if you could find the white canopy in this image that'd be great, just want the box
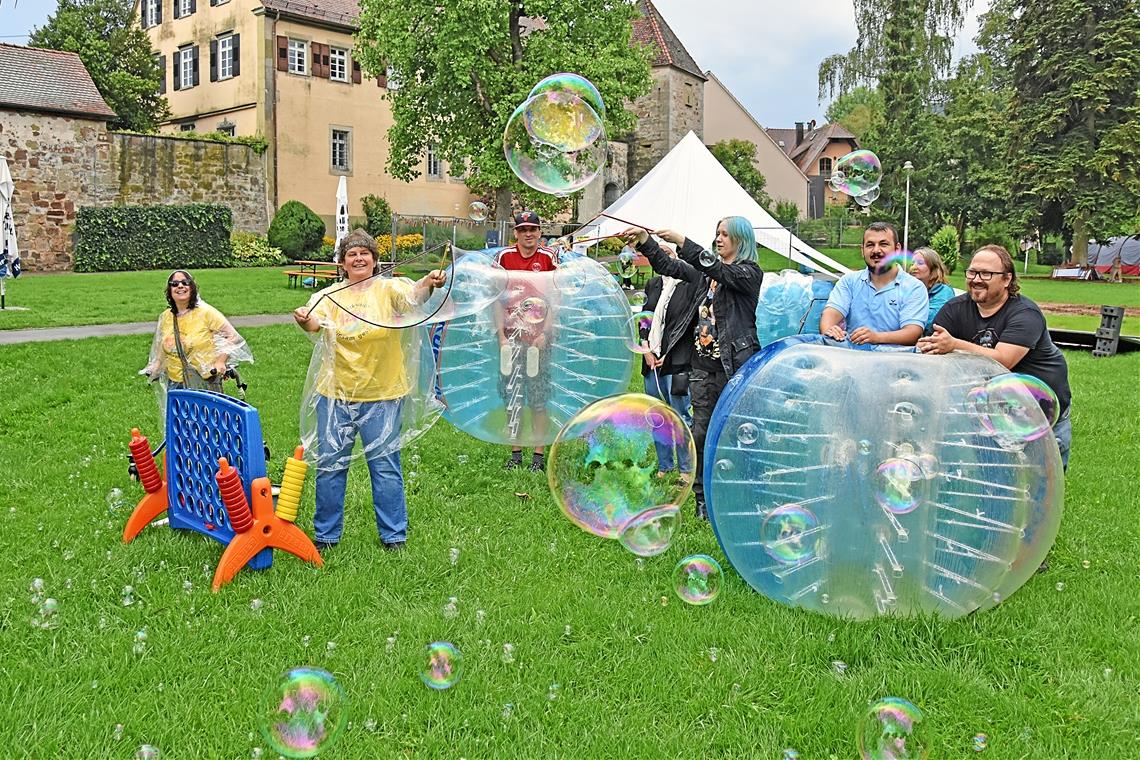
[579,132,849,278]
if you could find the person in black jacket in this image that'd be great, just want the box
[638,244,700,476]
[623,217,763,519]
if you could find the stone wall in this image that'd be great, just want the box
[627,67,704,185]
[1,108,268,273]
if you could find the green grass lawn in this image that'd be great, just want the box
[2,325,1138,757]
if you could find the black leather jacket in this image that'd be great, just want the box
[640,273,700,376]
[637,236,763,376]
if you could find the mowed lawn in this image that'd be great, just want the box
[2,253,1137,335]
[1,323,1138,758]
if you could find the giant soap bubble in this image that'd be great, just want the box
[504,94,607,196]
[548,393,695,538]
[437,256,635,447]
[755,269,814,347]
[529,72,606,121]
[706,337,1063,619]
[832,150,883,196]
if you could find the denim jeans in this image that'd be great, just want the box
[643,371,693,473]
[313,396,407,544]
[1053,407,1072,471]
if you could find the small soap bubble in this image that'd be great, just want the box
[363,717,377,732]
[122,585,135,606]
[707,647,718,663]
[832,660,848,675]
[659,595,669,606]
[635,558,646,571]
[251,749,263,759]
[858,439,873,455]
[135,745,159,760]
[106,487,125,508]
[821,593,831,604]
[1081,559,1090,569]
[564,624,572,638]
[409,453,421,466]
[113,723,124,741]
[92,680,99,689]
[784,750,801,760]
[442,596,459,619]
[618,505,680,557]
[421,642,463,690]
[457,454,469,464]
[259,667,348,759]
[250,598,264,612]
[467,201,489,222]
[1055,581,1065,591]
[547,682,560,701]
[501,703,514,720]
[132,629,148,655]
[326,641,337,652]
[857,697,928,760]
[385,635,397,653]
[475,609,486,625]
[449,547,460,566]
[737,422,759,445]
[501,642,515,664]
[973,733,988,752]
[29,577,45,602]
[698,249,718,267]
[1104,668,1114,678]
[672,555,723,605]
[183,580,193,594]
[302,635,311,648]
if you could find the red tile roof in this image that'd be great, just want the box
[258,0,360,28]
[630,0,705,80]
[0,43,116,120]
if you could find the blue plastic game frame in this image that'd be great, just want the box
[165,389,272,570]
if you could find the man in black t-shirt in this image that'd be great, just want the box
[918,245,1072,469]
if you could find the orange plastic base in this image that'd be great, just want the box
[212,476,323,591]
[122,454,169,543]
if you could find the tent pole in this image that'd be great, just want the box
[1,277,5,310]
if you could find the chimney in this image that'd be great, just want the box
[795,122,804,145]
[808,119,816,131]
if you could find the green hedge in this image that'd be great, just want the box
[75,204,233,272]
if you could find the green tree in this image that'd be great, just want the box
[709,139,771,209]
[824,86,884,140]
[30,0,170,132]
[361,194,393,238]
[1005,0,1140,264]
[355,0,652,221]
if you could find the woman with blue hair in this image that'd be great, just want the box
[622,216,763,519]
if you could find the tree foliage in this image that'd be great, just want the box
[824,86,884,140]
[354,0,653,220]
[30,0,170,132]
[1005,0,1140,264]
[709,139,771,209]
[268,201,326,261]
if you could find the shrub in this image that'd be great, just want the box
[929,225,960,275]
[773,200,800,228]
[361,194,393,238]
[971,220,1017,259]
[74,203,232,272]
[229,232,285,267]
[268,201,326,261]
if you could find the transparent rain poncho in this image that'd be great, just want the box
[140,300,254,423]
[298,274,452,472]
[437,256,636,447]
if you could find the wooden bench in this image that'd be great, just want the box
[283,269,340,288]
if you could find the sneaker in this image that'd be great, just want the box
[382,540,406,551]
[695,500,708,521]
[315,541,337,555]
[504,455,523,471]
[529,456,546,473]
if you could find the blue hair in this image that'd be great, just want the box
[717,216,758,263]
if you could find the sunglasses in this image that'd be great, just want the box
[168,279,192,287]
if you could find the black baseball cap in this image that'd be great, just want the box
[513,211,540,228]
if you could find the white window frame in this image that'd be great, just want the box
[178,0,192,18]
[217,123,236,137]
[386,65,400,90]
[144,0,160,27]
[329,47,348,82]
[218,34,234,80]
[179,123,196,133]
[179,47,195,90]
[331,128,351,172]
[288,39,308,76]
[425,143,441,179]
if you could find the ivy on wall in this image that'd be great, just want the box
[75,204,233,272]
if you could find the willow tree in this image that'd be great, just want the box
[355,1,652,220]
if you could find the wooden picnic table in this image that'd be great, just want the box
[284,259,342,288]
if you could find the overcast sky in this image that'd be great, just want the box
[1,0,987,128]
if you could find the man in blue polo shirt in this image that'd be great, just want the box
[820,221,928,346]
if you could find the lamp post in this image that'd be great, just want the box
[902,161,914,251]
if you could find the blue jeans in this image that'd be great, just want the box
[314,396,408,544]
[643,371,693,473]
[1053,407,1072,471]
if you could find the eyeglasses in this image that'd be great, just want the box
[964,269,1008,282]
[168,280,191,287]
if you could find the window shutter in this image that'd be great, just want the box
[352,59,362,85]
[322,45,331,78]
[192,45,200,87]
[158,56,167,94]
[276,35,288,72]
[311,45,320,77]
[189,0,196,13]
[377,72,386,88]
[172,51,180,90]
[156,1,162,24]
[209,39,218,82]
[231,34,240,77]
[174,1,181,19]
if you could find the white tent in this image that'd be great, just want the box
[0,155,20,309]
[578,132,850,278]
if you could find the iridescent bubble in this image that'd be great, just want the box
[972,374,1060,442]
[761,505,820,563]
[259,667,348,759]
[626,310,654,354]
[834,150,883,196]
[549,393,695,538]
[857,697,929,759]
[503,94,607,196]
[529,72,606,121]
[853,186,881,207]
[421,642,463,690]
[136,745,160,760]
[875,458,924,514]
[699,249,717,267]
[629,291,647,308]
[973,733,988,752]
[737,422,759,445]
[518,296,549,324]
[107,487,125,509]
[618,505,681,557]
[672,554,722,605]
[524,88,604,152]
[468,201,489,222]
